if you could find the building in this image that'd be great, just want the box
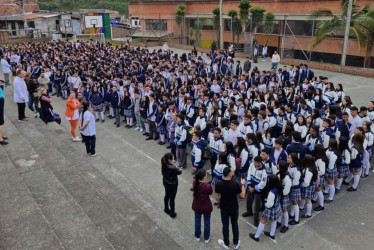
[128,0,374,68]
[0,0,39,16]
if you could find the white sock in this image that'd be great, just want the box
[129,118,133,126]
[255,222,265,238]
[100,111,105,120]
[109,107,114,116]
[63,90,68,98]
[277,214,282,223]
[145,123,150,133]
[160,134,165,142]
[352,175,360,189]
[306,203,312,216]
[328,184,335,201]
[312,192,317,202]
[317,191,324,207]
[283,212,289,227]
[95,112,99,119]
[300,199,306,209]
[290,204,295,216]
[270,221,277,237]
[345,173,353,183]
[293,205,299,222]
[324,185,329,194]
[336,178,343,189]
[126,117,130,124]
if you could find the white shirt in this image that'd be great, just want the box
[1,58,11,74]
[81,111,96,136]
[13,76,29,103]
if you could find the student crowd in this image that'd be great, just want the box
[1,40,373,249]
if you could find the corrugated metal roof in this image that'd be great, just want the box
[0,13,61,21]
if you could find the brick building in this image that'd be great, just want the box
[128,0,374,68]
[0,0,39,16]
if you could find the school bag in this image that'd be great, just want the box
[203,145,213,160]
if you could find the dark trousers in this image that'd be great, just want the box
[28,94,39,112]
[114,108,120,125]
[195,212,211,240]
[170,142,176,159]
[17,102,26,120]
[163,183,178,213]
[84,135,96,154]
[148,120,156,138]
[246,191,262,222]
[210,154,218,179]
[220,208,239,246]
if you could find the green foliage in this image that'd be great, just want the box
[176,4,186,26]
[39,0,129,15]
[178,4,186,11]
[212,8,220,16]
[239,0,251,25]
[264,12,275,35]
[227,10,238,18]
[250,6,266,26]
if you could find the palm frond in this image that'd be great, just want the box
[312,31,336,48]
[315,17,344,36]
[350,26,364,52]
[310,8,334,19]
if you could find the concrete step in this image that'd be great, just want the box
[4,103,198,249]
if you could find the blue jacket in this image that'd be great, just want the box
[110,91,121,108]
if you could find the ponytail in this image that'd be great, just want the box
[81,102,89,126]
[161,153,173,174]
[193,169,207,197]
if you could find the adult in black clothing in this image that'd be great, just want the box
[39,88,61,125]
[27,76,40,114]
[161,152,182,218]
[215,166,246,249]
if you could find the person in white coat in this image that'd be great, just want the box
[13,70,29,121]
[1,55,12,85]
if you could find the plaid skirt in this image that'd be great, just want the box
[124,109,133,117]
[337,164,350,177]
[157,125,166,134]
[281,195,290,209]
[262,204,282,222]
[326,167,338,180]
[92,103,105,112]
[317,175,326,188]
[350,165,362,173]
[290,188,301,202]
[302,183,316,200]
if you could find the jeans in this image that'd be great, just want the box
[246,191,262,222]
[220,208,239,246]
[3,73,10,85]
[17,102,26,120]
[135,111,142,128]
[163,183,178,213]
[114,108,120,125]
[84,134,96,154]
[195,212,211,240]
[28,94,39,112]
[271,62,278,70]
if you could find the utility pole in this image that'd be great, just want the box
[341,0,353,67]
[219,0,223,50]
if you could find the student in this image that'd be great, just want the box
[146,93,158,140]
[300,155,318,218]
[249,174,283,241]
[110,86,121,128]
[123,91,134,128]
[175,114,188,169]
[213,152,229,187]
[344,134,364,191]
[243,156,267,227]
[79,102,96,156]
[215,167,246,249]
[209,128,225,181]
[224,141,236,172]
[276,160,292,233]
[228,120,242,146]
[89,86,105,123]
[236,137,249,180]
[294,115,308,141]
[166,112,178,157]
[194,107,208,137]
[155,105,166,145]
[192,169,213,243]
[362,121,373,177]
[288,153,302,225]
[335,137,351,193]
[321,118,335,149]
[313,144,328,211]
[161,153,182,218]
[270,138,288,164]
[261,148,277,176]
[133,92,142,130]
[238,114,254,137]
[324,139,340,202]
[191,131,207,173]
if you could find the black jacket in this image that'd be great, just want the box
[162,163,182,185]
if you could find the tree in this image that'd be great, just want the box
[189,20,202,47]
[228,10,242,46]
[238,0,251,53]
[212,8,221,47]
[175,4,186,43]
[264,12,275,44]
[311,0,373,67]
[249,6,266,51]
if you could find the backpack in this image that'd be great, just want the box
[203,145,213,160]
[185,125,193,143]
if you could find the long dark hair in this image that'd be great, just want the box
[276,160,288,183]
[225,141,235,156]
[338,136,351,154]
[303,154,318,182]
[81,102,90,126]
[218,152,228,165]
[314,144,328,165]
[352,134,365,153]
[236,137,247,157]
[161,152,173,174]
[263,174,282,198]
[328,139,341,162]
[193,169,207,197]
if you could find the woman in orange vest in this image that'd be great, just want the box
[65,92,82,141]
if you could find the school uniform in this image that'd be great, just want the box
[280,174,292,210]
[147,100,158,138]
[110,91,121,126]
[270,147,288,165]
[262,188,282,222]
[209,136,225,173]
[184,103,196,126]
[321,127,335,149]
[175,123,188,169]
[350,146,363,172]
[263,158,277,176]
[212,162,226,185]
[238,149,250,179]
[238,121,254,137]
[325,150,338,180]
[191,139,207,169]
[301,168,316,200]
[289,165,302,202]
[155,111,166,134]
[338,149,351,177]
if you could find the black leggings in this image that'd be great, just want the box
[163,183,178,213]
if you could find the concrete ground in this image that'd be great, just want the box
[0,48,374,250]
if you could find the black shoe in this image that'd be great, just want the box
[264,231,275,240]
[166,145,171,149]
[113,122,117,125]
[280,226,289,233]
[142,132,148,135]
[96,118,99,122]
[242,212,253,217]
[323,192,329,196]
[311,199,317,204]
[277,222,282,229]
[289,214,295,219]
[146,137,153,140]
[158,141,162,145]
[154,136,159,141]
[363,174,369,178]
[108,116,114,119]
[2,136,8,140]
[0,140,8,145]
[101,120,105,123]
[190,187,194,191]
[289,220,299,225]
[342,180,350,185]
[159,141,165,145]
[314,205,325,211]
[164,209,170,215]
[123,120,127,123]
[249,233,259,242]
[301,214,312,219]
[299,207,305,211]
[347,187,357,192]
[116,124,120,128]
[335,188,340,194]
[214,202,219,206]
[325,199,333,203]
[254,219,259,227]
[169,212,177,218]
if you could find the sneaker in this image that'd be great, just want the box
[73,137,82,142]
[139,128,143,132]
[91,153,97,157]
[217,239,229,249]
[234,240,241,249]
[249,233,259,242]
[134,127,139,130]
[195,238,200,242]
[204,238,210,243]
[169,212,177,218]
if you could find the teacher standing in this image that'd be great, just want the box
[79,102,96,156]
[13,70,29,122]
[65,92,82,141]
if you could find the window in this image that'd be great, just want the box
[145,19,167,31]
[28,21,35,28]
